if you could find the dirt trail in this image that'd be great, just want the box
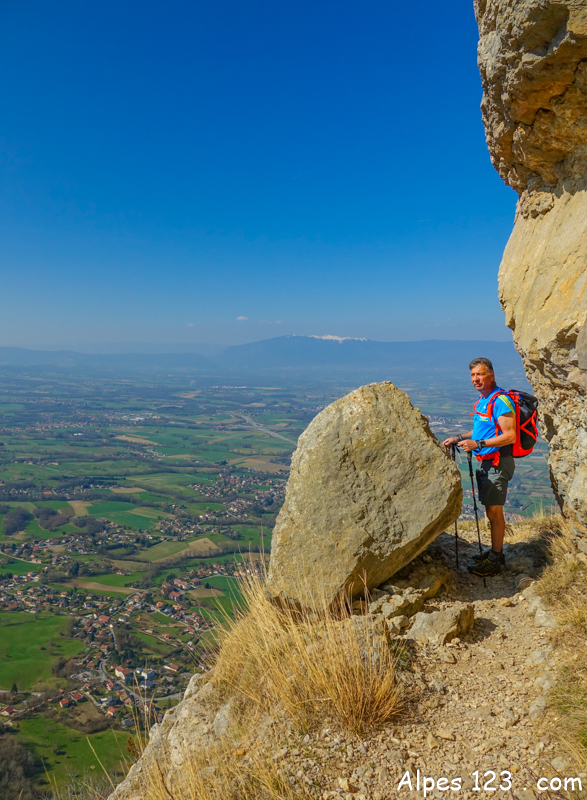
[269,530,574,800]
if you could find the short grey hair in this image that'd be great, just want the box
[469,357,494,372]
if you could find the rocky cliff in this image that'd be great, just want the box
[475,0,587,533]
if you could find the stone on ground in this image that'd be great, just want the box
[408,603,475,645]
[267,382,462,608]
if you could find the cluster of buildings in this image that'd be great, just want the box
[151,597,213,633]
[0,580,65,612]
[151,472,285,536]
[189,472,285,504]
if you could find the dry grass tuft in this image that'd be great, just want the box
[50,735,313,800]
[57,570,403,800]
[537,522,587,630]
[138,734,314,800]
[505,510,566,544]
[211,572,403,735]
[47,776,115,800]
[536,518,587,769]
[456,509,564,547]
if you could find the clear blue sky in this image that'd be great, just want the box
[0,0,517,348]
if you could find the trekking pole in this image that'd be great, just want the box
[450,443,459,570]
[467,451,487,588]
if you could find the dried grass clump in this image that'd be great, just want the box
[454,510,562,549]
[536,518,587,770]
[138,734,314,800]
[49,736,313,800]
[212,572,403,735]
[538,521,587,631]
[505,510,566,544]
[46,773,122,800]
[52,570,403,800]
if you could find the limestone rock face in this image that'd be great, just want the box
[476,0,587,532]
[108,676,219,800]
[267,382,462,608]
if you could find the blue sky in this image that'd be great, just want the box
[0,0,517,348]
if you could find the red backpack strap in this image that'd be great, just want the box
[488,391,518,463]
[486,390,514,424]
[472,389,500,418]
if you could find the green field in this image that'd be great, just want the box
[14,716,130,788]
[205,575,241,595]
[132,629,174,654]
[82,500,168,530]
[0,614,83,690]
[111,559,149,572]
[86,501,139,515]
[71,584,132,598]
[0,559,43,576]
[24,518,76,538]
[88,571,146,587]
[135,540,189,561]
[189,501,225,512]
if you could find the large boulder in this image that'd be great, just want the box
[475,0,587,534]
[267,382,462,609]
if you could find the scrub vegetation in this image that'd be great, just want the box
[536,521,587,770]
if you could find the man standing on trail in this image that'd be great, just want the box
[443,357,517,577]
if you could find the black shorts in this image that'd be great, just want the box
[476,455,515,507]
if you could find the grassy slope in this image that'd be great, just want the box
[536,522,587,768]
[0,614,83,690]
[88,571,146,587]
[135,540,189,561]
[15,716,130,787]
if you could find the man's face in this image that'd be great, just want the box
[470,365,495,394]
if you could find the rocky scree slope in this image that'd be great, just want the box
[107,527,575,800]
[475,0,587,533]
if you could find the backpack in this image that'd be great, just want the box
[482,389,539,458]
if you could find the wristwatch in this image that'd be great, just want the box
[477,439,486,450]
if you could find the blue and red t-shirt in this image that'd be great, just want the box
[472,388,515,456]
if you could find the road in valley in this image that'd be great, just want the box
[235,413,298,445]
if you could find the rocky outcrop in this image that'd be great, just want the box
[475,0,587,532]
[107,675,216,800]
[107,517,577,800]
[267,382,462,609]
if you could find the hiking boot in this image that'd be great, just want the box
[468,552,502,577]
[471,548,505,565]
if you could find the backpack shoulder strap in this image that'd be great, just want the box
[487,390,515,420]
[473,388,499,415]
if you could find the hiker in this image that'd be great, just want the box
[443,357,517,577]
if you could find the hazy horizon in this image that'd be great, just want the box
[2,333,518,355]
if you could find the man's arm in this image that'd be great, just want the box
[459,413,516,453]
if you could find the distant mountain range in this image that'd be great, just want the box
[217,336,522,373]
[0,336,524,380]
[0,347,212,369]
